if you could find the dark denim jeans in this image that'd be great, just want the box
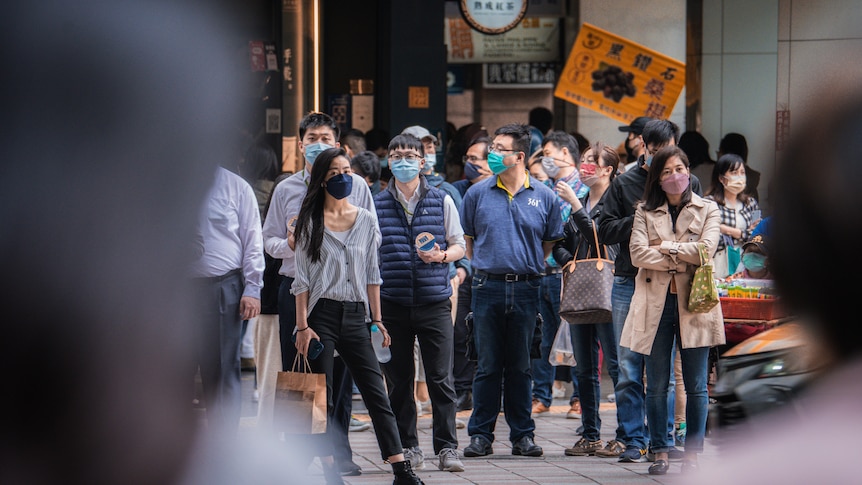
[570,320,620,442]
[644,293,710,454]
[531,273,578,407]
[467,273,541,444]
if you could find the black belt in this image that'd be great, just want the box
[476,270,542,282]
[317,298,365,312]
[194,268,241,283]
[543,267,563,275]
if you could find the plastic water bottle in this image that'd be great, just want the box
[370,324,391,363]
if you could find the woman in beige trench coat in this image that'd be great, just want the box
[620,146,724,475]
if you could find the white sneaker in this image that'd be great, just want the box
[438,448,464,472]
[349,416,370,432]
[416,400,432,416]
[552,385,566,399]
[403,446,425,470]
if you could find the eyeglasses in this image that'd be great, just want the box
[489,145,518,155]
[388,152,423,162]
[462,155,485,164]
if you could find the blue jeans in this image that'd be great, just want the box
[644,293,710,454]
[611,276,646,449]
[611,276,676,450]
[570,320,620,442]
[531,273,577,407]
[468,273,541,444]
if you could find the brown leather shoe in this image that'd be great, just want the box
[566,399,581,419]
[531,399,550,415]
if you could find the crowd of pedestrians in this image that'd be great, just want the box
[11,3,858,483]
[194,109,776,483]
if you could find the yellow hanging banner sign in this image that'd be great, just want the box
[554,23,685,124]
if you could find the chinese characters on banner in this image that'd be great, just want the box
[554,23,685,124]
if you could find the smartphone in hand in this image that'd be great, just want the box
[291,331,324,360]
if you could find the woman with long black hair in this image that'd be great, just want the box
[292,147,423,485]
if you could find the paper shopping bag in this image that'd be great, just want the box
[274,355,327,435]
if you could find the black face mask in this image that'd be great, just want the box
[325,173,353,199]
[625,138,636,163]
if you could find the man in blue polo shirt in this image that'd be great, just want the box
[459,123,564,458]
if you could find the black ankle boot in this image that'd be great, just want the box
[391,459,424,485]
[323,463,345,485]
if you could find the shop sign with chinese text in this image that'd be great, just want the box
[554,23,685,124]
[446,17,559,64]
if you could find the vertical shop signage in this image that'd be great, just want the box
[265,43,278,71]
[555,23,685,124]
[775,109,790,151]
[249,41,266,72]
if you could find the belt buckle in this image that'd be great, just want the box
[505,274,518,282]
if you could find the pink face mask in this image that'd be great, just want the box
[580,163,598,176]
[660,172,690,194]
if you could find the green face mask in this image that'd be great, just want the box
[742,252,767,272]
[487,151,509,175]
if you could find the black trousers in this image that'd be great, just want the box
[453,274,476,394]
[279,279,354,462]
[307,298,403,460]
[192,270,244,438]
[382,299,458,454]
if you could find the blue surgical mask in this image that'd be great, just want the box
[325,173,353,199]
[422,153,436,174]
[644,155,653,167]
[304,142,333,166]
[487,151,510,175]
[379,155,388,168]
[742,252,767,273]
[390,158,420,183]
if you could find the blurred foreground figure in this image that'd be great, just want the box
[0,2,297,484]
[702,89,862,483]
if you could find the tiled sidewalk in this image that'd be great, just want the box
[243,395,720,484]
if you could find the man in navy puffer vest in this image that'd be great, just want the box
[374,133,467,473]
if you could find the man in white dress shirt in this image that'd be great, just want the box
[191,166,265,438]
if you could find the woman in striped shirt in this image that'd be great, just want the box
[292,147,423,485]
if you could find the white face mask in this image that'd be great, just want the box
[541,156,562,179]
[724,174,746,194]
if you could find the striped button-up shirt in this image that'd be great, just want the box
[291,208,382,318]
